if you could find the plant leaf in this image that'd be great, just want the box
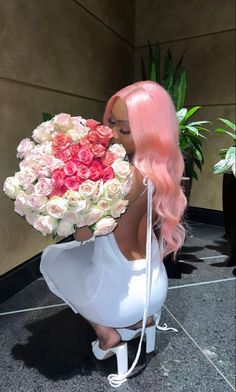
[213,159,232,174]
[182,106,201,123]
[42,112,53,121]
[215,128,236,140]
[225,146,236,160]
[218,118,236,131]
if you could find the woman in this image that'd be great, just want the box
[40,81,187,386]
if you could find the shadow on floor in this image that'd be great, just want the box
[11,308,154,380]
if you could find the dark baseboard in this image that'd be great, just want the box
[186,206,224,226]
[0,235,73,306]
[0,207,224,306]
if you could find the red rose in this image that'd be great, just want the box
[89,160,104,181]
[87,131,100,145]
[64,161,77,176]
[77,164,91,180]
[64,176,81,191]
[71,157,81,166]
[49,186,67,198]
[77,146,94,166]
[91,144,106,158]
[52,133,71,150]
[51,169,66,188]
[69,144,80,156]
[102,166,115,182]
[54,147,71,162]
[96,125,113,140]
[86,119,100,132]
[101,151,115,166]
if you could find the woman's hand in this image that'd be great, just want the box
[74,226,94,242]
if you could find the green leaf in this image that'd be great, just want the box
[185,126,199,136]
[188,120,211,126]
[215,128,236,140]
[232,161,236,177]
[176,70,187,111]
[177,108,187,124]
[182,106,201,123]
[218,118,236,131]
[42,112,53,122]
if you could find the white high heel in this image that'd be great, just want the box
[116,324,156,354]
[91,340,128,375]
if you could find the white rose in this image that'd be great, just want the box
[33,214,58,235]
[32,121,53,143]
[46,197,69,219]
[86,207,104,226]
[91,180,104,201]
[25,211,37,226]
[15,170,38,189]
[16,138,35,159]
[56,220,75,237]
[71,117,89,137]
[112,160,130,179]
[53,113,72,131]
[121,175,133,196]
[34,178,52,196]
[79,180,97,198]
[97,198,112,213]
[109,143,126,159]
[93,217,117,236]
[104,179,121,198]
[3,176,21,199]
[111,199,129,218]
[14,191,29,216]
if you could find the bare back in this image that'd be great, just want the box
[113,165,156,261]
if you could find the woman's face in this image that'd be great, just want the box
[108,98,135,155]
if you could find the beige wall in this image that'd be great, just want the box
[0,0,134,275]
[134,0,235,211]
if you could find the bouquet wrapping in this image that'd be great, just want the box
[3,113,132,237]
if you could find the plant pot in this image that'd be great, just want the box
[222,173,236,266]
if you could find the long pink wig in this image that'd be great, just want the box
[103,81,187,259]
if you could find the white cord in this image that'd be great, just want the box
[107,178,154,388]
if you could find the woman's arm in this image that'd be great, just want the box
[74,226,93,242]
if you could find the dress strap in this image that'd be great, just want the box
[108,178,154,387]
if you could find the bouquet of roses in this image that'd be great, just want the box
[3,113,132,237]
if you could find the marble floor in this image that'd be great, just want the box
[0,222,235,392]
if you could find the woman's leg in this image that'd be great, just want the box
[88,316,154,350]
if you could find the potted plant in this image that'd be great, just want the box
[213,118,236,266]
[141,41,211,203]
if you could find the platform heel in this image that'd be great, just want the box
[91,340,128,375]
[144,324,156,353]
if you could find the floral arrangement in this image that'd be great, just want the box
[3,113,132,237]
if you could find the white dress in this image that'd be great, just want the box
[40,230,168,328]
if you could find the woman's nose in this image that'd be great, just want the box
[112,128,119,139]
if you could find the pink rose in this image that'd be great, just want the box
[51,169,66,188]
[87,131,100,145]
[77,147,94,166]
[96,125,113,139]
[49,186,66,198]
[89,160,104,181]
[54,148,71,162]
[69,144,80,157]
[64,161,77,176]
[26,195,47,211]
[34,178,53,196]
[102,166,114,182]
[64,176,81,191]
[86,119,100,132]
[91,144,106,158]
[101,151,115,167]
[52,133,71,150]
[79,138,92,149]
[77,164,91,181]
[93,217,117,236]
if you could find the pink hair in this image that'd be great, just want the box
[103,81,187,259]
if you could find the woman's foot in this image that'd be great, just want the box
[89,322,121,350]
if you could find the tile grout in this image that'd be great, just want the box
[163,305,236,391]
[0,303,67,316]
[169,277,236,289]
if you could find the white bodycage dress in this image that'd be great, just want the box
[40,182,168,328]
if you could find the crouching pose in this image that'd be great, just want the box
[40,81,187,387]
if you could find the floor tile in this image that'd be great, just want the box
[0,306,234,392]
[165,280,235,387]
